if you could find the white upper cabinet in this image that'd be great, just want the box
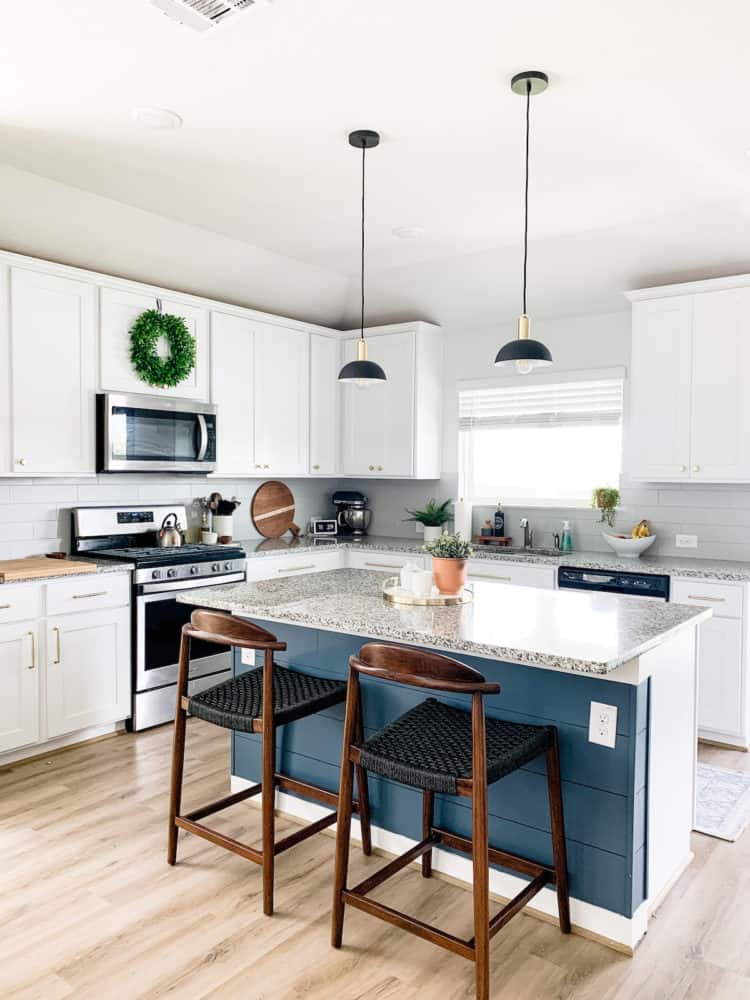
[341,323,442,479]
[627,278,750,483]
[210,311,255,475]
[309,334,340,475]
[100,286,209,401]
[9,267,97,475]
[253,321,310,477]
[628,296,693,481]
[690,288,750,481]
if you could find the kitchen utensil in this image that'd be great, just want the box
[381,576,473,607]
[601,532,656,559]
[158,512,184,548]
[251,481,300,539]
[0,556,98,582]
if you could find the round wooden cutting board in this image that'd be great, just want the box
[251,480,299,539]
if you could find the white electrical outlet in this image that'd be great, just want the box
[676,534,698,549]
[240,648,256,667]
[588,701,617,749]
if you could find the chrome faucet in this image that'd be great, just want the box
[520,517,533,549]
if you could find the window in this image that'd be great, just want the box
[458,370,624,506]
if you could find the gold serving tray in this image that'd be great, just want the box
[381,576,474,607]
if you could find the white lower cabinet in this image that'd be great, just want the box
[466,560,556,590]
[0,623,39,753]
[244,549,345,582]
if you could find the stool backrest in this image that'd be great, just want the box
[350,642,500,695]
[185,609,286,652]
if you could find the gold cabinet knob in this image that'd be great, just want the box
[368,465,375,471]
[680,465,687,472]
[312,464,320,470]
[693,465,700,473]
[263,464,270,469]
[377,465,383,471]
[16,458,26,466]
[254,464,261,469]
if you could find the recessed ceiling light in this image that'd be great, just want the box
[392,226,425,239]
[131,107,183,130]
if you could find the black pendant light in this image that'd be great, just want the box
[495,71,553,375]
[338,129,387,385]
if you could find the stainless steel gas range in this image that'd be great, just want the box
[72,505,246,731]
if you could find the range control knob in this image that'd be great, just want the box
[224,562,231,571]
[212,563,220,572]
[167,568,177,578]
[152,570,161,580]
[190,566,198,575]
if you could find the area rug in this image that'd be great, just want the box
[694,763,750,841]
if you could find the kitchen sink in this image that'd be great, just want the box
[496,547,562,557]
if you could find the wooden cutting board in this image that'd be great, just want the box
[0,556,98,582]
[251,481,300,539]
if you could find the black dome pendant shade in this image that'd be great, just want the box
[495,71,553,375]
[338,129,387,385]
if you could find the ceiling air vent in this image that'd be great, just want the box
[151,0,260,32]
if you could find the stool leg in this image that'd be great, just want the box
[546,732,571,934]
[261,650,276,917]
[167,633,190,866]
[472,694,490,1000]
[332,670,359,948]
[422,790,434,878]
[354,691,372,856]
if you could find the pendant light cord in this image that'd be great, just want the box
[360,141,366,340]
[522,79,530,316]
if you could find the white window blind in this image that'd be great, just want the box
[459,378,623,430]
[458,374,624,506]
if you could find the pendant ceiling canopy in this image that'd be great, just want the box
[338,129,387,386]
[494,70,553,375]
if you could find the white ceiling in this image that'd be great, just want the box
[2,0,750,319]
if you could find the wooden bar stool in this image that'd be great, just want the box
[168,609,372,916]
[331,643,570,1000]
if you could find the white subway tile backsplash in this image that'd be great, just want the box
[0,522,34,541]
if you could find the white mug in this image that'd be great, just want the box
[411,569,434,598]
[399,562,419,591]
[201,530,218,544]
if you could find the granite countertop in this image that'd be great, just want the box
[239,535,750,582]
[0,555,135,585]
[177,568,711,676]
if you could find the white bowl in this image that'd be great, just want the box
[601,532,656,558]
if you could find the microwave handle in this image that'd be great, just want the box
[196,414,209,461]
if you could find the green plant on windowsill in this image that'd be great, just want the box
[423,532,474,559]
[403,498,453,527]
[591,487,620,529]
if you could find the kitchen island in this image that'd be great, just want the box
[178,568,711,952]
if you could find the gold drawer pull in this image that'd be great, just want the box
[72,591,108,600]
[280,564,315,573]
[27,631,35,669]
[52,626,61,664]
[687,594,726,603]
[0,603,14,610]
[365,562,405,570]
[471,573,512,582]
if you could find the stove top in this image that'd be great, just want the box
[94,543,245,567]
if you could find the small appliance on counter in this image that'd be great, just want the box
[309,516,338,537]
[332,490,371,536]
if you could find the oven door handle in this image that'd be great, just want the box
[196,413,209,462]
[139,571,245,595]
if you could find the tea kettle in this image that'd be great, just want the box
[158,512,184,548]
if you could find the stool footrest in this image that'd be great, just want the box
[184,783,262,823]
[350,835,439,897]
[175,816,263,864]
[274,810,337,855]
[433,827,555,880]
[486,872,550,941]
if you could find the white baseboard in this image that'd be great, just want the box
[0,721,125,768]
[230,774,648,954]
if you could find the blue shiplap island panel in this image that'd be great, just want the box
[231,621,648,919]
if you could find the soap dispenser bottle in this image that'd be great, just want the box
[493,501,505,537]
[560,520,573,553]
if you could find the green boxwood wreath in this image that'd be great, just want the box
[129,309,196,388]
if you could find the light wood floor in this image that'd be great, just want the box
[2,722,750,1000]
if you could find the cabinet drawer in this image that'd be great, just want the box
[347,551,425,573]
[670,579,743,619]
[0,584,41,625]
[466,560,556,590]
[244,550,344,582]
[45,573,131,616]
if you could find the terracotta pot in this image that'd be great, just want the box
[431,557,467,595]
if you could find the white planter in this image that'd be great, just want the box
[213,514,234,541]
[422,526,444,544]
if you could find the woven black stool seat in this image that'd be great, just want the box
[358,697,555,794]
[189,665,347,733]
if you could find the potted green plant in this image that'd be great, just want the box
[423,532,474,594]
[404,498,453,544]
[591,487,620,529]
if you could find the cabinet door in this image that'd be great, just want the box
[691,288,750,481]
[46,608,131,739]
[0,623,39,753]
[309,334,339,475]
[341,332,415,476]
[253,323,309,476]
[697,616,743,739]
[628,297,692,481]
[100,286,209,400]
[211,311,254,474]
[10,267,96,474]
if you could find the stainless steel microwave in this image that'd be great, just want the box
[97,393,217,473]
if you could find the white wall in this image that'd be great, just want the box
[0,162,349,327]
